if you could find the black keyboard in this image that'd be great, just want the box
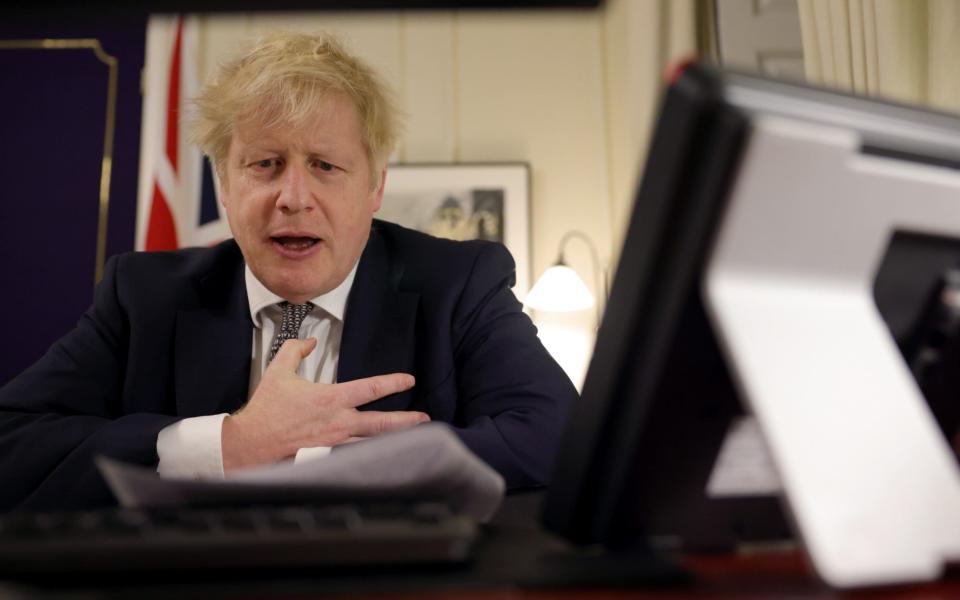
[0,502,478,574]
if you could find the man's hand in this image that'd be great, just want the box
[222,338,427,472]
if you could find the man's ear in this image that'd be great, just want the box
[371,167,386,213]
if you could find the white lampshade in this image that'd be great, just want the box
[524,264,595,312]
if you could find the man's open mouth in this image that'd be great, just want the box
[271,236,320,250]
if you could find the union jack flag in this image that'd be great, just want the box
[136,15,229,251]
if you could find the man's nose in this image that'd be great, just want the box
[275,163,314,213]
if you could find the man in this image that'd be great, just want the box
[0,33,575,510]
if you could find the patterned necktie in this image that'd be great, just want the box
[268,302,315,362]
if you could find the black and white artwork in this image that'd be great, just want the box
[379,164,530,294]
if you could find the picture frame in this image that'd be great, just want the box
[379,163,531,295]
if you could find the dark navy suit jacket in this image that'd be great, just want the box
[0,220,575,510]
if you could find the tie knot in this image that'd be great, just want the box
[279,301,314,331]
[268,302,315,362]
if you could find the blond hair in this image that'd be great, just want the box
[191,32,401,186]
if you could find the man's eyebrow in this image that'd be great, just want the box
[305,145,356,164]
[237,144,283,158]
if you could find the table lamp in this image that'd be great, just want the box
[524,231,605,327]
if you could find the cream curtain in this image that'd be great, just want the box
[798,0,960,112]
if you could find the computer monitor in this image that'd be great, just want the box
[541,62,960,584]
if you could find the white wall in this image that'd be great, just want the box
[192,1,695,387]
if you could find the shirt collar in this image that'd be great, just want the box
[245,262,359,328]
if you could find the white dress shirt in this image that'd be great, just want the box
[156,262,358,478]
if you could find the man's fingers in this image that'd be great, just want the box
[349,410,430,437]
[267,337,317,374]
[335,373,416,407]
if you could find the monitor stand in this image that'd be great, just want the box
[703,115,960,588]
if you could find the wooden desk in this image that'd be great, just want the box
[679,552,960,599]
[328,552,960,600]
[4,492,959,599]
[3,543,958,598]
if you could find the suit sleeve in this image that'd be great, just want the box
[0,255,180,511]
[449,243,577,490]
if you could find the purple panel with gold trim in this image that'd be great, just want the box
[0,21,145,385]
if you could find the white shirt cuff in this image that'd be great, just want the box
[156,414,228,479]
[294,446,332,462]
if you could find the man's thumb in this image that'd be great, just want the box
[268,337,317,373]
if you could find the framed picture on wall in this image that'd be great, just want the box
[379,163,531,295]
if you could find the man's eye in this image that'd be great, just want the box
[251,158,280,170]
[314,160,335,172]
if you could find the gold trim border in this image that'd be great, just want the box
[0,39,118,285]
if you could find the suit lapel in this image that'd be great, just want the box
[339,226,421,412]
[174,244,252,418]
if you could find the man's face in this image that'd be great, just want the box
[220,93,384,303]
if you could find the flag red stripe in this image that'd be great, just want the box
[165,18,183,175]
[146,182,179,251]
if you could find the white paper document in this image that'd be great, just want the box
[706,416,783,498]
[96,423,505,522]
